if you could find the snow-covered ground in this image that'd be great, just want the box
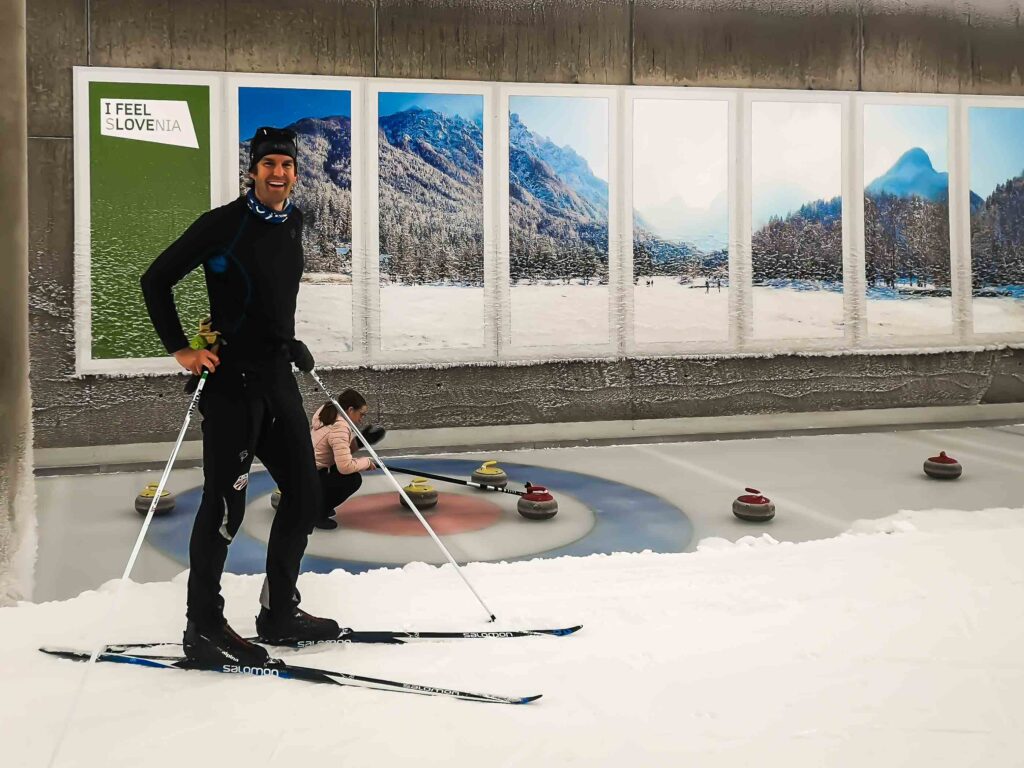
[297,279,1024,353]
[6,507,1023,767]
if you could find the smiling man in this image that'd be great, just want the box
[140,127,342,667]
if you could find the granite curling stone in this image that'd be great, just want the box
[923,451,962,479]
[517,485,558,520]
[402,478,439,511]
[135,482,176,516]
[471,460,508,489]
[732,487,775,522]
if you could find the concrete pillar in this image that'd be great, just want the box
[0,0,36,604]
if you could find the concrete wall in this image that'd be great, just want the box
[26,0,1024,449]
[2,0,35,602]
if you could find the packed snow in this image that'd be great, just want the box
[4,507,1023,767]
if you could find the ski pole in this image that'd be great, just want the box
[386,464,530,497]
[48,368,210,768]
[307,369,497,622]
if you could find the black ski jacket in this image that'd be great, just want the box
[140,196,304,365]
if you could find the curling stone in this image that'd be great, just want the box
[732,487,775,522]
[471,460,508,489]
[924,451,962,479]
[135,482,176,516]
[401,478,438,511]
[517,485,558,520]
[271,488,281,510]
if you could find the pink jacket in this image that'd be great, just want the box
[311,404,375,474]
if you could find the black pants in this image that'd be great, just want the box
[319,465,363,519]
[188,359,320,628]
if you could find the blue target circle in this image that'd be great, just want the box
[147,458,692,574]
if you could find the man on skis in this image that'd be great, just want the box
[141,126,340,666]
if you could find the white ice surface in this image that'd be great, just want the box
[5,507,1023,767]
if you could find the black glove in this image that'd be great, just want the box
[362,424,386,447]
[286,339,315,373]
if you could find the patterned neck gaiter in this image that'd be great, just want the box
[246,188,293,224]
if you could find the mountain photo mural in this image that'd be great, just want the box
[237,86,354,357]
[508,95,611,347]
[862,104,954,336]
[968,106,1024,334]
[750,101,844,340]
[377,92,486,351]
[237,88,352,275]
[631,98,730,345]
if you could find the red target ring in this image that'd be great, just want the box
[333,492,503,536]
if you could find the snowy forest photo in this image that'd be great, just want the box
[862,105,954,337]
[750,101,844,340]
[508,95,611,347]
[378,92,486,351]
[969,106,1024,335]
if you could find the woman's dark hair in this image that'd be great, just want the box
[319,389,366,426]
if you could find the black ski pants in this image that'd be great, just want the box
[187,359,320,628]
[318,465,363,520]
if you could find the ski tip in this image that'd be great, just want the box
[552,625,583,636]
[39,646,84,659]
[517,694,543,704]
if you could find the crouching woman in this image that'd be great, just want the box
[310,389,382,530]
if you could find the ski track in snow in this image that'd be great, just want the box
[5,508,1024,767]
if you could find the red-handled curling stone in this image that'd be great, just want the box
[517,485,559,520]
[732,487,775,522]
[923,451,962,479]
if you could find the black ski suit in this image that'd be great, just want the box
[141,195,320,629]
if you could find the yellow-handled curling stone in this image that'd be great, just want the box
[470,460,508,489]
[401,478,439,511]
[135,482,176,516]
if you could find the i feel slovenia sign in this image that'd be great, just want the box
[76,70,218,373]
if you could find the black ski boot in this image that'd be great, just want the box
[256,606,342,645]
[183,619,270,667]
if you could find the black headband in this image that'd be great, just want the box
[249,126,297,170]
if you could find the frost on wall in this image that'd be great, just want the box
[0,417,36,605]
